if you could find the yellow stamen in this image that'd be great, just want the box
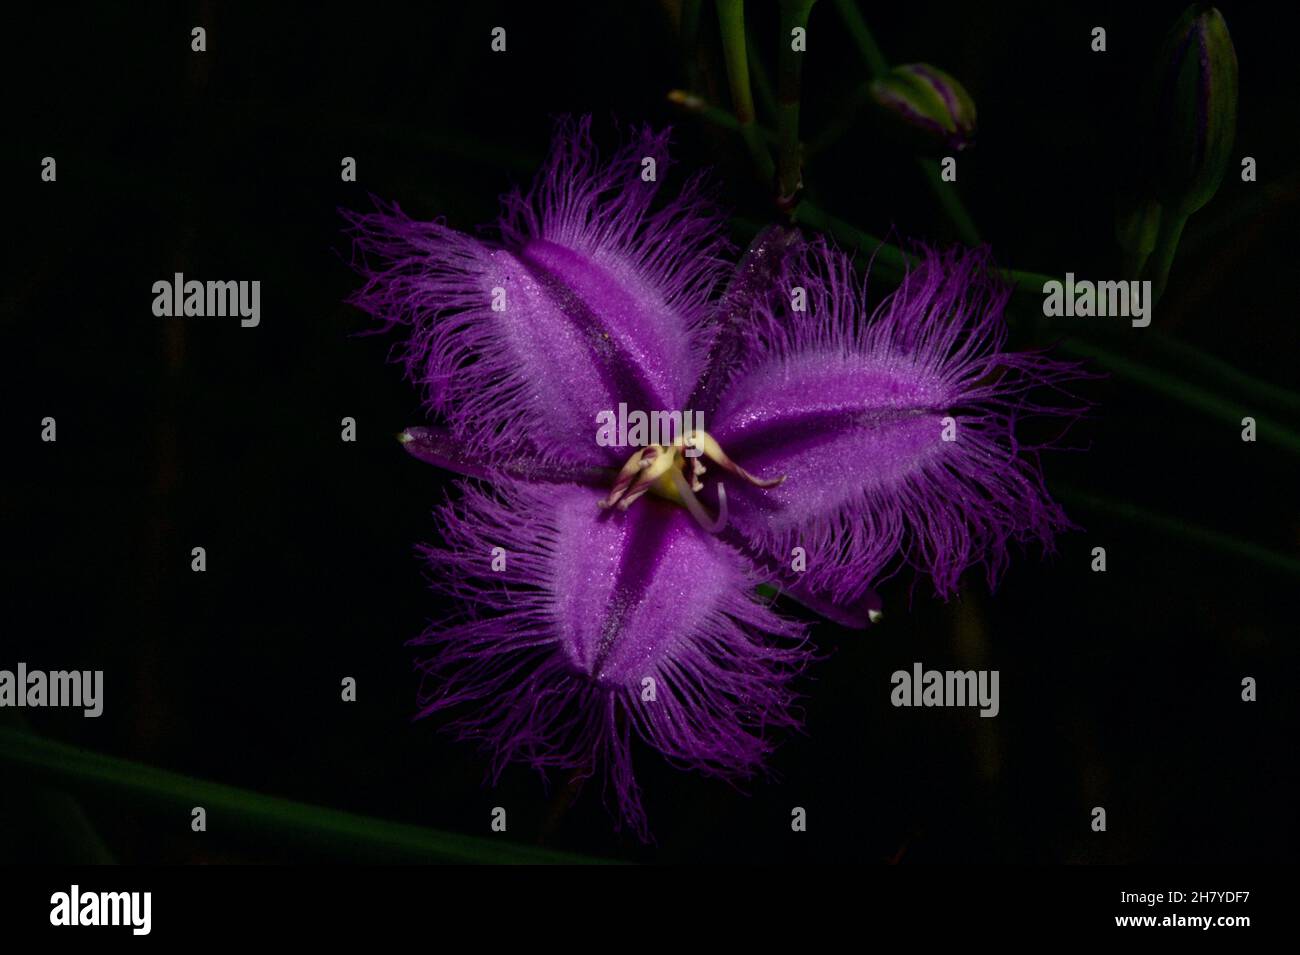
[598,429,784,530]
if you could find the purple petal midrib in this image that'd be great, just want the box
[515,243,676,416]
[587,506,674,680]
[717,404,945,459]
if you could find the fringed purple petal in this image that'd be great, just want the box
[414,480,808,840]
[344,117,732,470]
[710,237,1091,603]
[500,117,734,406]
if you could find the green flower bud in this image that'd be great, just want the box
[869,64,977,152]
[1145,4,1238,216]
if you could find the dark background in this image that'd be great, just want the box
[2,1,1295,863]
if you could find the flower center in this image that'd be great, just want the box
[598,430,785,531]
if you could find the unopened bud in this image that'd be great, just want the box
[870,64,977,153]
[1144,4,1238,216]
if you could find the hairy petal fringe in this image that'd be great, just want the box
[499,115,734,374]
[413,480,808,840]
[343,117,732,472]
[711,236,1093,603]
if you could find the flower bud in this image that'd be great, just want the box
[869,63,977,152]
[1145,4,1238,216]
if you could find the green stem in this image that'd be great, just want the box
[1057,337,1300,455]
[797,201,1055,299]
[1057,486,1300,578]
[715,0,776,185]
[1008,267,1062,298]
[746,19,779,121]
[918,157,982,245]
[830,0,888,78]
[1008,279,1300,418]
[1145,208,1190,303]
[776,0,817,204]
[0,728,615,864]
[1146,332,1300,415]
[791,201,911,276]
[680,0,704,91]
[667,89,778,143]
[0,711,114,863]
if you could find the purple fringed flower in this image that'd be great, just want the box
[344,118,1087,839]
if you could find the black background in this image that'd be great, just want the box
[2,1,1295,864]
